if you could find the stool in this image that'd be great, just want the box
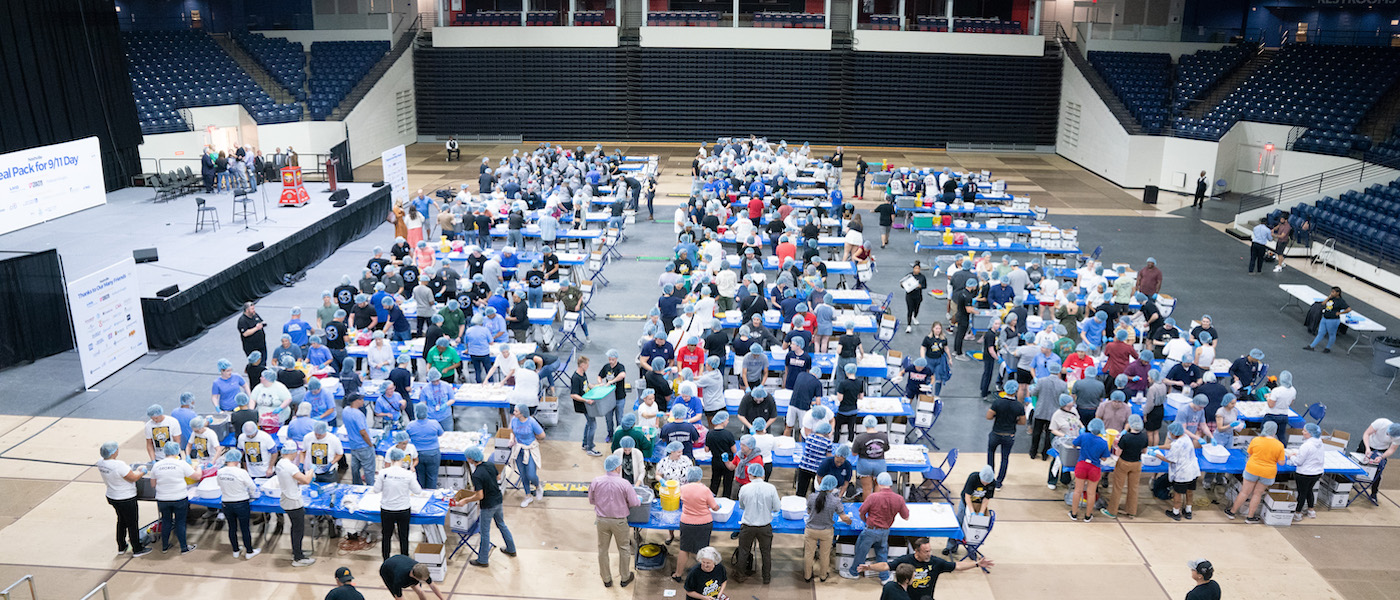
[232,190,257,223]
[195,197,220,232]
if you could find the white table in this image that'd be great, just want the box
[1278,284,1386,353]
[1387,356,1400,393]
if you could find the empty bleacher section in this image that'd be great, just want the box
[1171,44,1252,116]
[233,32,307,102]
[1088,51,1172,133]
[866,15,901,30]
[125,30,302,134]
[1365,125,1400,164]
[1175,45,1400,152]
[951,17,1022,34]
[1292,178,1400,263]
[307,41,390,120]
[872,16,1020,33]
[525,11,561,26]
[572,11,613,26]
[646,11,722,26]
[414,47,1060,147]
[752,12,824,28]
[453,11,524,25]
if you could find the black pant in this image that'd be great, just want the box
[735,524,773,581]
[1295,473,1321,512]
[446,148,460,161]
[381,508,412,559]
[1029,418,1053,459]
[108,496,144,552]
[980,355,996,397]
[224,500,254,553]
[1193,189,1205,207]
[987,432,1015,484]
[796,469,817,497]
[1263,414,1290,445]
[835,413,859,443]
[905,292,922,324]
[287,507,308,560]
[953,320,969,356]
[416,317,430,335]
[854,176,865,197]
[1248,242,1268,273]
[710,466,734,499]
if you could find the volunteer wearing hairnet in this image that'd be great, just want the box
[97,441,152,557]
[589,454,640,588]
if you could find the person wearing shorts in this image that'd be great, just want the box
[1160,421,1202,521]
[675,467,718,584]
[1224,420,1285,524]
[1069,419,1109,522]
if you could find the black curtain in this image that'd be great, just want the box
[0,0,143,191]
[141,188,392,350]
[0,250,74,368]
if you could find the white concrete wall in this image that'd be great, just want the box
[1158,136,1218,195]
[1056,53,1134,184]
[852,30,1045,56]
[344,48,416,168]
[255,28,394,51]
[432,26,619,47]
[639,26,832,50]
[257,121,350,159]
[1084,38,1225,59]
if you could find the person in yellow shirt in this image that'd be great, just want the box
[1223,421,1286,524]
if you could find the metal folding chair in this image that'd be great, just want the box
[960,509,995,571]
[880,351,905,396]
[549,348,576,389]
[1349,459,1385,507]
[872,315,898,353]
[908,447,957,503]
[579,281,597,319]
[908,397,942,449]
[557,312,587,349]
[1304,402,1326,426]
[447,513,480,560]
[588,253,609,286]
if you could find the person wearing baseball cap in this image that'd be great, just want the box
[325,566,363,600]
[1186,559,1219,600]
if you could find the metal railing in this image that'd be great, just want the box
[80,582,109,600]
[0,575,35,600]
[137,153,333,181]
[1234,156,1400,215]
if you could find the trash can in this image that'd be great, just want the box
[1372,336,1400,377]
[1142,185,1159,205]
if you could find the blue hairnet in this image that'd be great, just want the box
[464,446,485,462]
[979,466,995,483]
[394,430,410,443]
[604,455,622,471]
[1278,370,1293,387]
[1168,422,1185,437]
[876,473,893,487]
[1114,329,1128,342]
[1110,390,1126,402]
[99,441,119,460]
[862,415,878,429]
[1191,394,1208,407]
[1003,381,1019,395]
[146,404,164,418]
[746,463,765,478]
[388,448,406,462]
[619,436,636,449]
[835,444,851,458]
[1057,394,1074,407]
[818,475,838,492]
[739,434,755,449]
[414,403,429,419]
[666,441,684,454]
[224,449,243,463]
[1088,418,1105,435]
[816,422,833,435]
[313,420,329,435]
[217,359,232,371]
[1304,423,1321,437]
[1260,421,1278,436]
[913,357,927,368]
[651,357,666,371]
[1249,348,1264,360]
[162,441,181,457]
[1128,415,1144,431]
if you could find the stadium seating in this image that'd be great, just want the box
[572,10,613,26]
[1088,50,1172,133]
[125,30,302,135]
[453,11,524,25]
[1364,124,1400,164]
[913,16,948,32]
[952,18,1022,34]
[526,11,559,26]
[752,12,824,28]
[1171,44,1251,115]
[866,14,901,30]
[233,31,307,102]
[646,11,722,26]
[1291,178,1400,262]
[1173,44,1400,150]
[307,40,390,120]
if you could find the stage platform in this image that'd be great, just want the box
[0,182,391,349]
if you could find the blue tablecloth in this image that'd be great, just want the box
[635,502,962,539]
[648,441,927,472]
[914,241,1080,255]
[1051,447,1365,477]
[723,351,886,377]
[188,483,450,525]
[898,206,1035,217]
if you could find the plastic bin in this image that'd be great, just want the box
[1372,336,1400,377]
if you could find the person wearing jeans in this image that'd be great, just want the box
[510,404,546,507]
[463,446,516,567]
[986,381,1026,487]
[216,449,261,558]
[342,395,376,485]
[846,473,907,582]
[1303,286,1350,353]
[735,463,779,584]
[150,441,196,553]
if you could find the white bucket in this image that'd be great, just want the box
[780,496,807,521]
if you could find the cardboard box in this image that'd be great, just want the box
[1318,488,1350,509]
[915,411,934,428]
[1321,438,1347,452]
[491,447,510,464]
[1320,474,1353,493]
[1264,492,1297,512]
[427,566,447,582]
[836,543,855,555]
[449,511,477,531]
[1349,453,1379,481]
[539,398,559,412]
[415,543,446,565]
[439,476,466,490]
[890,423,908,435]
[494,428,513,448]
[441,460,467,477]
[1262,508,1294,527]
[1232,428,1258,449]
[1287,428,1306,447]
[1325,429,1350,447]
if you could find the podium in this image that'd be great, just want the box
[279,166,311,207]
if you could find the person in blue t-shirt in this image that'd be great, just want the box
[407,404,444,489]
[283,307,312,348]
[420,369,455,432]
[303,378,336,424]
[1070,418,1110,522]
[817,444,855,497]
[341,394,376,485]
[211,359,250,412]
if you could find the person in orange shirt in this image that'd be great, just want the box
[673,467,720,583]
[775,235,797,267]
[1223,420,1286,524]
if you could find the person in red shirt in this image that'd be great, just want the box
[1102,329,1139,381]
[1063,344,1095,381]
[776,235,797,267]
[747,195,764,221]
[844,472,910,582]
[795,303,817,334]
[728,435,765,492]
[677,336,706,375]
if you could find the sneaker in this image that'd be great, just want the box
[1245,516,1262,524]
[954,354,970,362]
[838,570,859,580]
[470,559,489,568]
[1184,510,1193,520]
[244,548,261,559]
[912,318,919,326]
[1308,509,1317,519]
[232,550,242,559]
[1101,508,1116,519]
[535,489,544,501]
[1302,345,1314,351]
[1322,348,1331,354]
[584,449,602,457]
[905,326,912,334]
[1274,265,1283,272]
[1223,508,1235,519]
[1083,513,1093,523]
[1166,510,1181,521]
[1048,483,1057,490]
[1068,511,1078,521]
[132,547,153,558]
[293,557,317,567]
[182,544,198,554]
[521,497,534,508]
[1293,513,1304,522]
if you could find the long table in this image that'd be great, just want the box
[646,442,931,475]
[1278,284,1386,353]
[707,308,875,332]
[721,389,914,420]
[914,240,1080,255]
[188,482,450,525]
[635,502,962,540]
[724,351,888,378]
[1052,447,1366,477]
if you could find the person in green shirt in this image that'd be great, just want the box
[316,291,339,331]
[425,337,461,384]
[437,299,465,342]
[610,413,654,458]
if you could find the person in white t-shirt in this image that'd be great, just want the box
[374,447,423,560]
[1160,334,1192,372]
[144,404,183,460]
[1360,418,1400,494]
[149,442,197,553]
[250,370,292,419]
[185,417,223,464]
[509,360,541,410]
[302,421,344,484]
[275,448,316,567]
[390,430,419,469]
[96,441,152,557]
[485,344,519,383]
[216,449,261,559]
[802,404,835,439]
[237,421,278,478]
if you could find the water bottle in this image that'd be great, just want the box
[480,424,491,446]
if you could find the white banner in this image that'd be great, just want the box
[0,137,105,236]
[381,144,409,208]
[67,259,148,389]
